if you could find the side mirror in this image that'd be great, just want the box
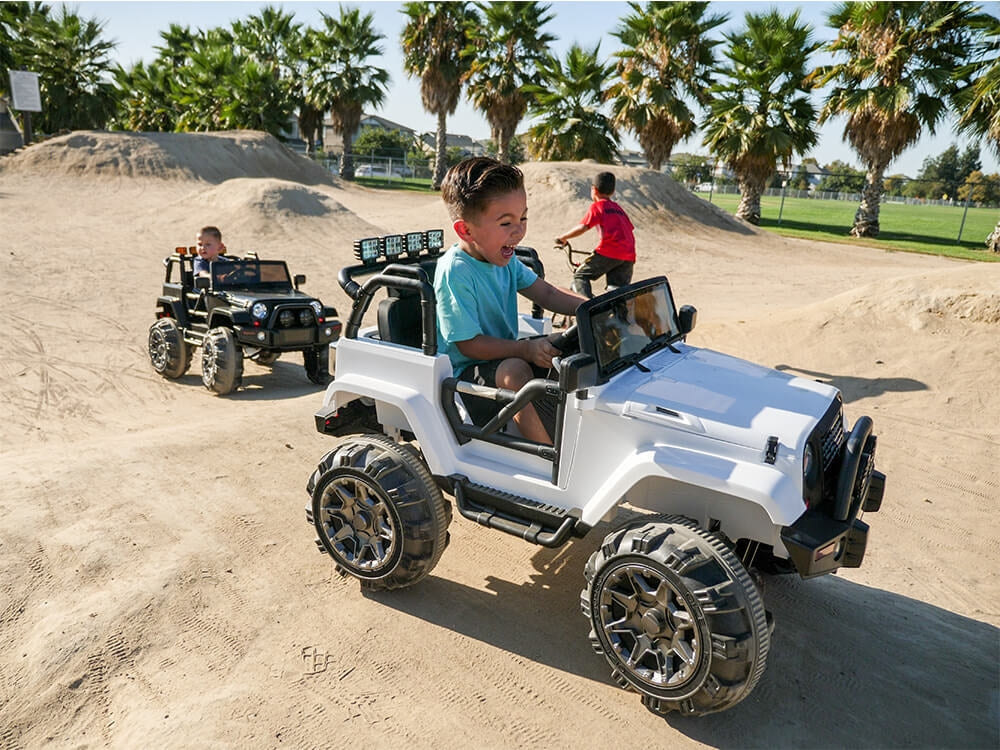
[294,274,306,289]
[195,276,210,290]
[559,353,598,392]
[679,304,697,335]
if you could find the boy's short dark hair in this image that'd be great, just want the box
[200,225,222,240]
[593,171,616,196]
[441,157,524,222]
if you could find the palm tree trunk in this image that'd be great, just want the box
[852,165,885,237]
[433,110,447,190]
[736,177,763,225]
[340,131,355,180]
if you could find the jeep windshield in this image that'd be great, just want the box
[578,278,682,378]
[211,260,294,291]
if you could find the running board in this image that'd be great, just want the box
[445,474,588,548]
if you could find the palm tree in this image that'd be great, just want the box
[952,16,999,250]
[525,43,619,163]
[401,2,478,189]
[702,9,819,225]
[464,1,556,163]
[608,1,727,171]
[18,5,118,132]
[307,8,389,180]
[817,2,985,238]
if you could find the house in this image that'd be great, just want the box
[797,158,830,189]
[323,113,417,154]
[417,132,487,157]
[618,149,647,168]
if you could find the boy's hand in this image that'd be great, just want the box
[522,336,561,368]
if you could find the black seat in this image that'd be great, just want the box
[377,290,423,348]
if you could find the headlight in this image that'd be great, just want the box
[803,443,818,487]
[278,309,296,328]
[298,308,313,326]
[251,302,268,320]
[310,301,322,317]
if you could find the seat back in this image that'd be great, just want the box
[377,291,423,348]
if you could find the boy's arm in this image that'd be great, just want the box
[521,278,586,316]
[456,334,559,369]
[555,223,589,245]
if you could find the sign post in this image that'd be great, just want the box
[8,70,41,145]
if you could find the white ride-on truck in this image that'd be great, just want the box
[305,230,886,716]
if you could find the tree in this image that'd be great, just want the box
[957,170,1000,205]
[354,125,413,158]
[525,43,619,163]
[816,159,865,192]
[915,143,981,199]
[307,8,390,180]
[401,2,477,189]
[702,9,819,224]
[816,2,986,237]
[13,5,118,133]
[464,1,555,164]
[608,1,726,170]
[669,152,713,185]
[951,15,1000,249]
[484,134,526,164]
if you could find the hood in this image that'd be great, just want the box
[604,345,839,451]
[223,290,317,307]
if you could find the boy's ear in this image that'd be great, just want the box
[453,219,472,242]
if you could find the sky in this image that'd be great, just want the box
[64,0,1000,177]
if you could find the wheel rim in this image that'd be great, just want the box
[202,337,219,382]
[318,474,398,573]
[149,326,169,370]
[597,561,702,690]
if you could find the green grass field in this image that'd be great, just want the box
[704,192,1000,261]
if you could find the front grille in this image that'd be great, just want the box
[820,411,845,471]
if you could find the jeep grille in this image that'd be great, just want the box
[821,411,845,471]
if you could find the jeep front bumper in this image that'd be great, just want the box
[235,321,341,349]
[780,416,886,579]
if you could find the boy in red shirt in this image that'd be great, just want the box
[555,171,635,297]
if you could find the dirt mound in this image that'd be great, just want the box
[521,161,755,236]
[0,129,335,185]
[799,264,1000,329]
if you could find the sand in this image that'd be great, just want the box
[1,130,997,749]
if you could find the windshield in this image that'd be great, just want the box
[211,260,293,290]
[580,279,681,377]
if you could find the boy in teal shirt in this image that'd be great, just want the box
[435,157,585,444]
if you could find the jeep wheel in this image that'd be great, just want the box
[253,350,280,366]
[308,434,451,590]
[201,327,243,395]
[148,318,191,379]
[582,516,769,716]
[304,345,329,385]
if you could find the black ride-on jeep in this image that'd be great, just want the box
[148,246,341,395]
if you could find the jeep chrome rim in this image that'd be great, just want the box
[597,562,701,689]
[201,337,219,381]
[318,475,398,572]
[149,327,168,369]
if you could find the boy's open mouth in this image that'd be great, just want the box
[501,245,515,259]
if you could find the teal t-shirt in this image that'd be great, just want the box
[434,244,538,374]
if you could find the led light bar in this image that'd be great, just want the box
[405,232,424,256]
[352,230,446,264]
[384,234,404,259]
[425,229,445,251]
[354,237,382,264]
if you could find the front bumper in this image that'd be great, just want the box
[235,320,341,350]
[780,416,886,578]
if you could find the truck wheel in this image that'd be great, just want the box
[582,516,769,716]
[253,350,280,366]
[201,327,243,395]
[304,345,329,385]
[148,318,191,378]
[307,434,451,590]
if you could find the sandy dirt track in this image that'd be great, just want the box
[1,131,997,749]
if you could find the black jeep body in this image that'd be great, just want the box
[148,247,341,394]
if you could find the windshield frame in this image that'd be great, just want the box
[210,259,294,291]
[576,276,682,383]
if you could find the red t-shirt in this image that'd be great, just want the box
[583,198,635,261]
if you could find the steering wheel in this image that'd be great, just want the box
[549,322,578,353]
